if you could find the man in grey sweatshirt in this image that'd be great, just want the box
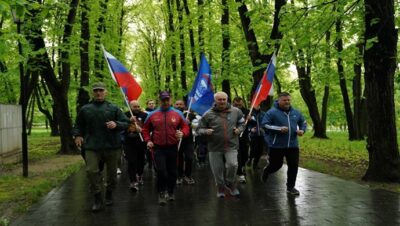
[197,92,245,198]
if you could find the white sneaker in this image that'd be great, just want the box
[176,178,183,185]
[117,168,122,174]
[238,175,246,184]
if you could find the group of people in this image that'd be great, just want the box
[72,82,307,212]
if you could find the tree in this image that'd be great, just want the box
[221,0,231,98]
[77,0,90,113]
[25,0,79,154]
[362,0,400,182]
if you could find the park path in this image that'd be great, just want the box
[12,161,400,226]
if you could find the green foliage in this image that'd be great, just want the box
[0,0,399,140]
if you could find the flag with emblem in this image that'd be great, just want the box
[187,54,214,115]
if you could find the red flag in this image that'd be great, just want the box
[251,53,276,107]
[104,50,142,101]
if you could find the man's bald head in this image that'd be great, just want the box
[130,100,141,113]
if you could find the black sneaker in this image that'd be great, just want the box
[261,166,269,183]
[92,193,103,212]
[287,188,300,196]
[159,192,167,206]
[105,190,113,206]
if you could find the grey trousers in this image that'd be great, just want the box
[209,151,238,186]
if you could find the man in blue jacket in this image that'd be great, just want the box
[260,92,307,196]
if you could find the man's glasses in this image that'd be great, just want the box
[93,89,105,92]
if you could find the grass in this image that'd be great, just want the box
[0,130,83,226]
[298,131,400,192]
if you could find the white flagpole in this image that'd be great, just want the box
[178,96,194,151]
[101,45,143,141]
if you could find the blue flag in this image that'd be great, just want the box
[187,54,214,115]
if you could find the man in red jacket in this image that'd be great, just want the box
[142,91,190,206]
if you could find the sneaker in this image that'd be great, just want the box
[238,175,246,184]
[287,187,300,196]
[216,186,225,198]
[168,193,175,201]
[176,177,183,185]
[117,168,122,175]
[225,184,240,196]
[129,182,139,192]
[137,175,144,185]
[92,193,103,212]
[105,190,113,206]
[184,176,195,185]
[261,166,269,183]
[158,192,167,206]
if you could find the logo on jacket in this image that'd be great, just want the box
[171,117,177,123]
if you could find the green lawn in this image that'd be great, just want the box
[299,131,368,167]
[0,130,83,226]
[299,131,400,192]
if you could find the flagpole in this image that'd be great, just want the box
[178,96,194,151]
[240,83,262,137]
[101,45,143,141]
[240,52,276,137]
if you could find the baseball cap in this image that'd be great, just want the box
[92,82,106,90]
[159,91,171,100]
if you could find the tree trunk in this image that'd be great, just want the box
[166,0,176,90]
[176,0,187,91]
[295,50,327,138]
[236,0,285,104]
[26,0,79,153]
[78,0,90,113]
[198,0,204,54]
[362,0,400,182]
[221,0,231,98]
[353,42,365,139]
[26,94,36,135]
[335,15,356,140]
[94,0,108,79]
[182,0,198,72]
[321,31,331,136]
[35,85,59,136]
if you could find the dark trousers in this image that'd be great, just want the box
[154,146,178,193]
[249,136,265,166]
[178,139,194,178]
[237,138,249,175]
[265,148,299,189]
[195,136,207,163]
[124,138,146,183]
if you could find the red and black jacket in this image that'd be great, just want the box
[142,107,190,147]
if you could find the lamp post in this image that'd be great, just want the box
[11,6,28,177]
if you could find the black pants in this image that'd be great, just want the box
[195,136,208,163]
[178,139,194,178]
[154,146,178,193]
[249,136,265,166]
[237,138,249,175]
[265,148,299,189]
[124,137,146,183]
